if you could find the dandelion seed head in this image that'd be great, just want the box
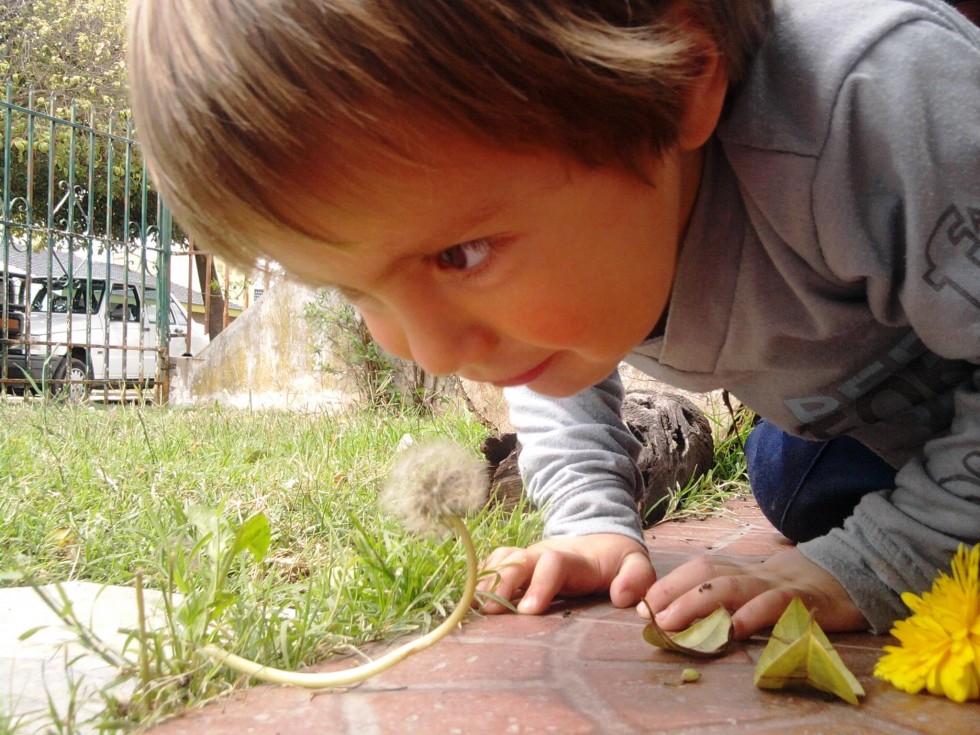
[382,439,489,535]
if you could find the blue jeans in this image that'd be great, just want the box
[745,420,898,543]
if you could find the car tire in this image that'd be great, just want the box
[51,356,91,403]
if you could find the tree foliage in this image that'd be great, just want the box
[1,0,128,108]
[0,0,158,246]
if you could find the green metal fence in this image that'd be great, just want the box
[0,85,175,403]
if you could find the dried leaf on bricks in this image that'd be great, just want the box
[642,604,735,658]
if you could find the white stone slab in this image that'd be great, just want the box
[0,582,167,734]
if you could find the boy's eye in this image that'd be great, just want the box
[437,239,492,271]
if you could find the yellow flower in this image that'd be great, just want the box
[874,544,980,703]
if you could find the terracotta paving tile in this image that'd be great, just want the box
[353,688,599,735]
[145,685,346,735]
[458,609,571,640]
[716,537,791,557]
[143,497,980,735]
[571,617,661,663]
[571,612,753,667]
[358,636,551,688]
[649,549,698,577]
[650,524,741,546]
[586,665,836,733]
[668,716,929,735]
[858,681,980,735]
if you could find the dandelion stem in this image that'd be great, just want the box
[203,515,477,688]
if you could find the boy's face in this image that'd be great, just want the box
[272,131,700,398]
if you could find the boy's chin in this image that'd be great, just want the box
[520,367,617,398]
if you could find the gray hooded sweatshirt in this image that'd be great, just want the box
[504,0,980,633]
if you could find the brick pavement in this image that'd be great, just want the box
[145,497,980,735]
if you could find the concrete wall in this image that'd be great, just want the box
[168,278,347,411]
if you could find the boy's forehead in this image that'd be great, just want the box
[277,138,565,254]
[278,127,575,246]
[306,120,536,180]
[276,185,509,252]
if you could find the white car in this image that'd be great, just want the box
[3,275,209,401]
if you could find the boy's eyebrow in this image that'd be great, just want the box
[312,200,508,252]
[310,228,358,250]
[279,217,358,250]
[422,201,507,247]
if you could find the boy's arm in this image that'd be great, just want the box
[506,371,645,543]
[648,367,980,637]
[477,372,656,613]
[654,12,980,636]
[797,13,980,633]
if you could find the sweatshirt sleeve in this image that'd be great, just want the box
[800,16,980,633]
[503,371,646,545]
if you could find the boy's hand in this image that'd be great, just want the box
[478,534,656,614]
[641,548,868,638]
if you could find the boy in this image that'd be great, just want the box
[128,0,980,637]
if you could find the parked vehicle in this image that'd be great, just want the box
[0,267,26,381]
[1,272,209,401]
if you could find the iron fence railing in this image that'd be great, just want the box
[0,85,178,403]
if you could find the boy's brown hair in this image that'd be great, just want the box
[128,0,773,268]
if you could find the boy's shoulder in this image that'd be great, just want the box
[719,0,978,154]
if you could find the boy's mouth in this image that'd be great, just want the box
[489,356,554,388]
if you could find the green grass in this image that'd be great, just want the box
[0,398,749,733]
[0,706,26,735]
[0,400,541,730]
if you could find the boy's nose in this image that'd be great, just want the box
[401,314,496,376]
[364,305,496,377]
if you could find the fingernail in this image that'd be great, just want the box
[517,597,535,614]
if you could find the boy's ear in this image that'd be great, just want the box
[676,48,729,152]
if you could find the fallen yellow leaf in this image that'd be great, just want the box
[642,604,735,658]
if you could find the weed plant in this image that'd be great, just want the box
[0,706,26,735]
[0,398,748,732]
[0,400,537,730]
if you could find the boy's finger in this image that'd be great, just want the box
[515,549,579,614]
[477,548,537,614]
[516,549,603,614]
[644,555,739,610]
[478,545,522,575]
[729,588,800,639]
[650,573,770,632]
[609,552,656,608]
[478,547,531,589]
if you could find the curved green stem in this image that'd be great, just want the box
[203,515,477,689]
